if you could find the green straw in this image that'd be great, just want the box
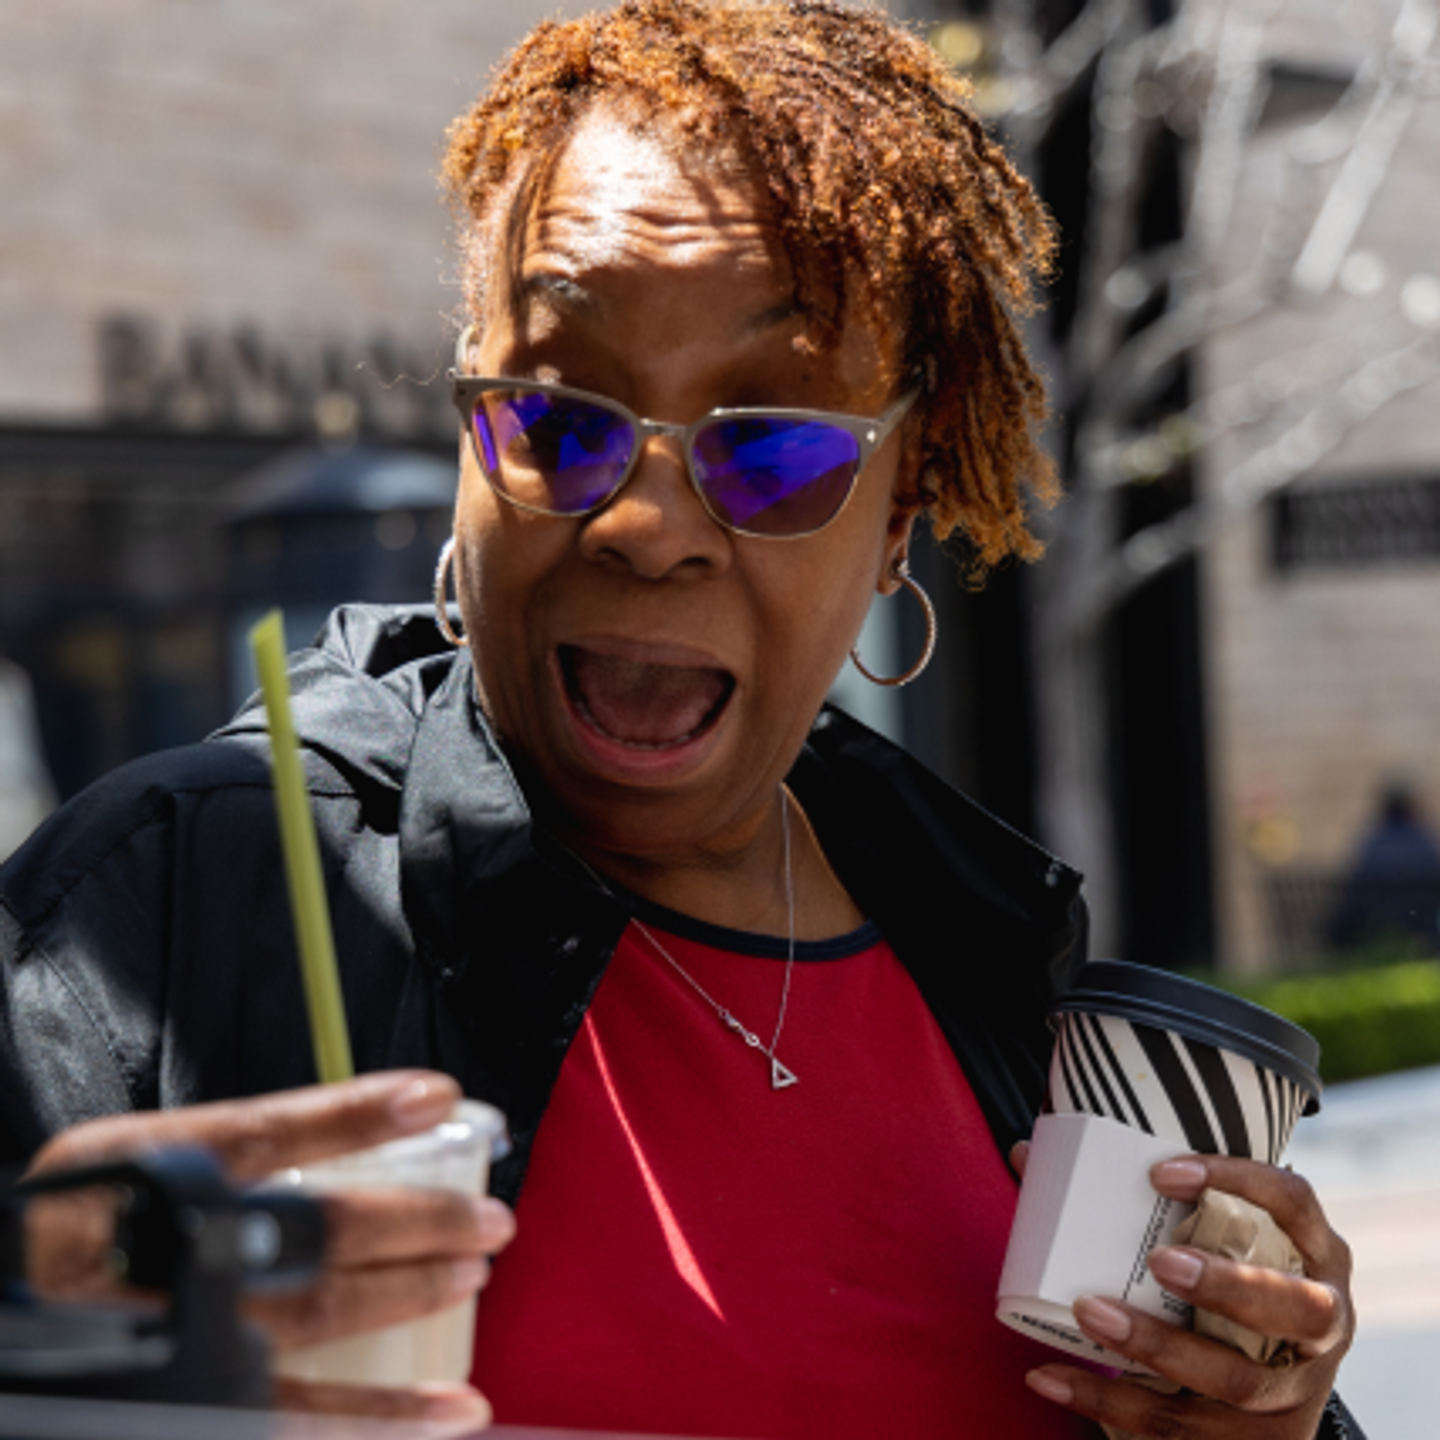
[249,610,355,1084]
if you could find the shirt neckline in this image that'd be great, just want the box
[630,892,882,962]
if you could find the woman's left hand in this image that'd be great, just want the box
[1022,1153,1355,1439]
[23,1073,510,1429]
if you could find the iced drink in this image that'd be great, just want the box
[270,1099,507,1388]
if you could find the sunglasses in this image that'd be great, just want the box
[449,375,919,540]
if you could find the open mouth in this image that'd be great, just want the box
[559,644,735,752]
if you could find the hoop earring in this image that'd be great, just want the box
[433,537,468,647]
[849,559,936,687]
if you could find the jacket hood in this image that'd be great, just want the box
[216,603,457,798]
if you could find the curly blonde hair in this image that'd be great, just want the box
[441,0,1058,573]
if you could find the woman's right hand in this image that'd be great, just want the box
[25,1070,515,1427]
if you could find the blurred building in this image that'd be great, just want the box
[0,2,585,802]
[1200,0,1440,968]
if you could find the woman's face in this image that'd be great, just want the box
[454,108,917,867]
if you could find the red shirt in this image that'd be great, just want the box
[472,911,1094,1439]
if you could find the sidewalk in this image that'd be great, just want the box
[1286,1062,1440,1439]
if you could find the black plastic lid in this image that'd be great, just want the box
[1053,960,1322,1112]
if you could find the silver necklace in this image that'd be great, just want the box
[630,789,799,1091]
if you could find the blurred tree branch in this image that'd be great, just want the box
[966,0,1440,952]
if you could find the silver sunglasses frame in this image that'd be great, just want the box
[449,371,919,541]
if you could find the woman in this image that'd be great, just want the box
[0,2,1356,1437]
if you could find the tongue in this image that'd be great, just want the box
[568,648,730,747]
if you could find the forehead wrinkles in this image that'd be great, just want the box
[531,192,775,275]
[522,111,783,293]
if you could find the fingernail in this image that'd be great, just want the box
[474,1196,516,1243]
[1150,1245,1205,1291]
[450,1256,488,1294]
[1151,1158,1208,1195]
[1075,1297,1132,1343]
[389,1077,455,1131]
[417,1385,492,1422]
[1026,1370,1074,1405]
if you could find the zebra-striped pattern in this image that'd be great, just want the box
[1045,1011,1310,1163]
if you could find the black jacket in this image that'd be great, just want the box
[0,604,1364,1439]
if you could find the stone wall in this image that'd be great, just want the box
[0,1,596,426]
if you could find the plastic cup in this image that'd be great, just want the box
[269,1099,507,1388]
[996,961,1321,1368]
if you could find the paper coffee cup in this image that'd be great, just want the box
[270,1099,508,1388]
[997,961,1321,1368]
[1046,960,1321,1162]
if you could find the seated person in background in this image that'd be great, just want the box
[1329,781,1440,954]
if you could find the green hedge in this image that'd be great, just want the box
[1217,961,1440,1086]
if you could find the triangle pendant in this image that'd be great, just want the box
[770,1056,799,1090]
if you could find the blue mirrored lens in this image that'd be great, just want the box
[474,390,633,513]
[693,418,859,536]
